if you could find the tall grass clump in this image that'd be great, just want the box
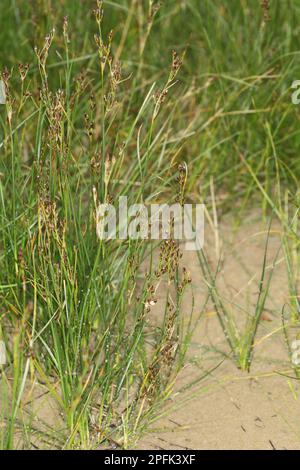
[0,2,196,449]
[280,197,300,380]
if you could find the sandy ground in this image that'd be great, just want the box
[138,211,300,450]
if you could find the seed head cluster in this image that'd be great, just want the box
[261,0,270,22]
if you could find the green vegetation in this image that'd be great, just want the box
[0,0,300,449]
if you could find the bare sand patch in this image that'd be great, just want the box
[138,211,300,450]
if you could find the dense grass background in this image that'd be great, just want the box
[0,0,300,449]
[1,1,300,204]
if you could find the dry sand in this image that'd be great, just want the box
[138,210,300,450]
